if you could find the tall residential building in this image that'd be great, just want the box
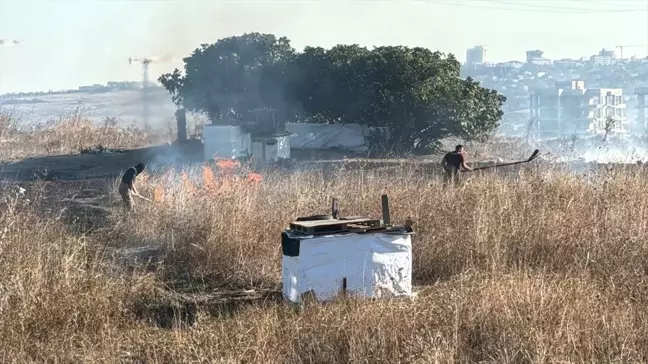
[526,50,544,63]
[465,46,486,65]
[529,81,627,137]
[590,48,616,66]
[525,49,552,66]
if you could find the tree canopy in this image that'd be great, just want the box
[159,32,506,154]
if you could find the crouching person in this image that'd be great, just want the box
[119,162,146,210]
[441,145,472,187]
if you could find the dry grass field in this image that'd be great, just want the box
[2,113,648,363]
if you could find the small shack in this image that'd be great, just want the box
[281,196,414,303]
[202,108,292,164]
[202,124,251,160]
[246,108,291,165]
[250,131,292,165]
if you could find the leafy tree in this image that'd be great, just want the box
[602,116,617,142]
[159,32,296,123]
[288,44,371,123]
[286,46,336,121]
[291,45,505,153]
[160,33,506,154]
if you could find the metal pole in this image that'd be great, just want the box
[176,107,187,142]
[142,61,150,126]
[0,39,23,112]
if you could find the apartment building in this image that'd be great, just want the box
[590,49,616,66]
[529,80,627,137]
[466,46,486,65]
[526,50,544,63]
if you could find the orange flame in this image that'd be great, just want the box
[181,171,197,194]
[153,185,165,203]
[202,165,216,190]
[247,173,262,183]
[215,159,240,169]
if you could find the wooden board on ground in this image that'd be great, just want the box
[290,217,381,235]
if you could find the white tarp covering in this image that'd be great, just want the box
[251,136,291,164]
[286,123,369,152]
[203,125,251,160]
[276,135,291,159]
[265,142,278,163]
[282,231,412,303]
[251,141,264,164]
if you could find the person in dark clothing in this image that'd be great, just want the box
[441,145,472,186]
[118,163,146,210]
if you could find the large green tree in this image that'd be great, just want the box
[288,45,506,153]
[159,32,296,123]
[160,33,506,153]
[287,44,372,123]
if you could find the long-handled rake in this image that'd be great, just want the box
[467,149,540,172]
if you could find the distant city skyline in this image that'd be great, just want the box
[1,0,647,93]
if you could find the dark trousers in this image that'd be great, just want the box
[118,182,134,210]
[443,168,460,187]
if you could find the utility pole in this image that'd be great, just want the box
[0,39,23,111]
[175,107,187,143]
[128,56,179,126]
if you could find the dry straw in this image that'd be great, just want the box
[1,113,648,362]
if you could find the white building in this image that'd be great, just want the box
[202,124,291,164]
[554,58,581,67]
[526,49,544,63]
[530,58,552,66]
[525,49,552,66]
[529,80,627,137]
[466,46,486,65]
[590,49,616,66]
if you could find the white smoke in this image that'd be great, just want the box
[534,134,648,164]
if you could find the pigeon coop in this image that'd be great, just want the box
[281,195,414,303]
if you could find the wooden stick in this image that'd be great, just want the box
[381,195,390,226]
[331,198,340,219]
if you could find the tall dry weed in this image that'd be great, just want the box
[0,184,145,361]
[4,119,648,361]
[113,163,648,289]
[0,110,167,160]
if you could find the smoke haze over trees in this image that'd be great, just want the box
[159,32,506,154]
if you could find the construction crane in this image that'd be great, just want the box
[128,56,179,125]
[614,44,643,59]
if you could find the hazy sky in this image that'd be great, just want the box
[0,0,646,93]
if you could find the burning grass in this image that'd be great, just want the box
[4,119,648,362]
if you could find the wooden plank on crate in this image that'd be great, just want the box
[290,217,381,235]
[290,224,348,235]
[347,224,387,234]
[289,221,348,235]
[291,217,377,228]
